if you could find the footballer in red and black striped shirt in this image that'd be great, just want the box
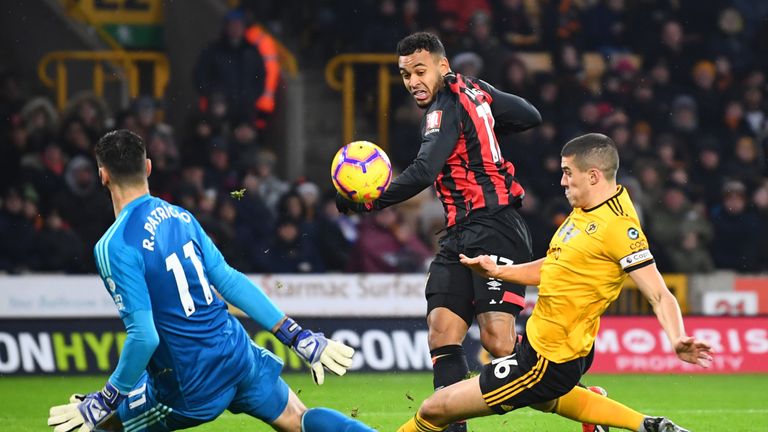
[336,33,541,431]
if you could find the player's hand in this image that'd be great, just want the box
[295,331,355,385]
[276,317,355,385]
[48,383,125,432]
[674,336,714,368]
[335,192,372,215]
[459,253,500,279]
[48,394,86,432]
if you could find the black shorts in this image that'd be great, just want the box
[479,334,595,414]
[425,206,532,326]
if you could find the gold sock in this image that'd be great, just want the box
[396,413,447,432]
[554,385,645,431]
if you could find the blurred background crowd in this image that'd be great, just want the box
[1,0,767,275]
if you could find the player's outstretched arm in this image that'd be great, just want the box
[630,263,714,368]
[48,309,159,432]
[197,218,355,384]
[459,254,543,286]
[273,317,355,385]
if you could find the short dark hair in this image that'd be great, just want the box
[95,129,147,184]
[561,133,619,181]
[396,32,446,57]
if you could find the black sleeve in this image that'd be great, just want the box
[374,91,461,210]
[475,79,541,134]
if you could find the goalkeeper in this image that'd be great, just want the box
[48,130,375,432]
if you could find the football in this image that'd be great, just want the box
[330,140,392,203]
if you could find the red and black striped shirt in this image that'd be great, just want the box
[375,73,541,226]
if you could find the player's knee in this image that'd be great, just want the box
[428,325,464,349]
[272,400,307,431]
[418,395,449,425]
[480,330,515,357]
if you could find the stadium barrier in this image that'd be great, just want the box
[38,50,170,110]
[1,274,765,375]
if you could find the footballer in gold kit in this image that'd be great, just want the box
[398,133,713,432]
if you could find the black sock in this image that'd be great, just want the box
[431,345,469,432]
[430,344,469,390]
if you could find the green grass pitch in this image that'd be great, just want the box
[3,373,767,431]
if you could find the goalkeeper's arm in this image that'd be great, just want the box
[209,264,354,384]
[48,310,158,432]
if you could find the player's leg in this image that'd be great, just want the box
[235,378,375,431]
[116,372,222,432]
[579,383,610,432]
[545,386,689,432]
[533,349,688,432]
[228,344,375,431]
[476,310,517,357]
[397,376,494,432]
[425,233,475,432]
[468,206,532,358]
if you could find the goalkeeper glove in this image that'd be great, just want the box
[275,317,355,385]
[48,382,125,432]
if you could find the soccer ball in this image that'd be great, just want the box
[330,141,392,203]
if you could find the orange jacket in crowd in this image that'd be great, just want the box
[245,24,280,114]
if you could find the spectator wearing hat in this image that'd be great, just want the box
[709,180,762,272]
[668,95,701,151]
[689,61,722,131]
[21,96,58,152]
[52,156,113,270]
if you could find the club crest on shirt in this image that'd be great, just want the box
[586,221,598,235]
[425,110,442,135]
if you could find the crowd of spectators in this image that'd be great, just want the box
[1,0,767,275]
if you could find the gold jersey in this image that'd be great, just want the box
[526,186,654,363]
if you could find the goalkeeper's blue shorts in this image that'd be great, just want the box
[117,343,289,431]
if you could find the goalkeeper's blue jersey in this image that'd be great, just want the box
[94,194,253,411]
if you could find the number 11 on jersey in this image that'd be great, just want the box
[166,240,214,316]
